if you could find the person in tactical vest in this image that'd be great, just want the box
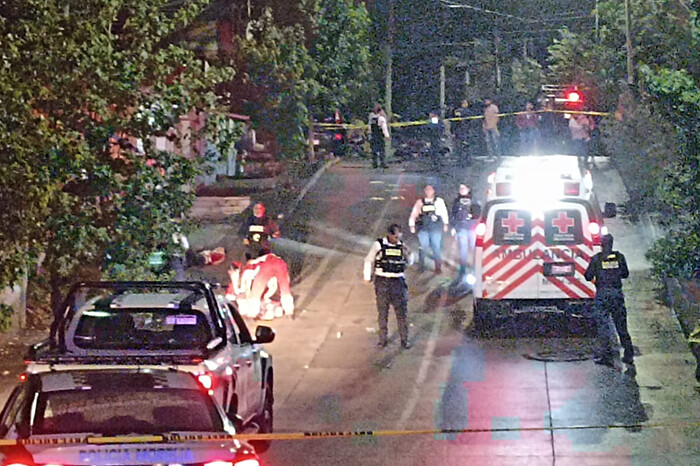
[364,224,414,349]
[450,184,481,282]
[584,234,634,367]
[368,103,391,169]
[408,184,450,274]
[242,202,280,260]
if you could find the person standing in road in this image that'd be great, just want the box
[451,184,481,283]
[569,113,591,166]
[364,224,413,349]
[409,184,450,274]
[515,102,540,154]
[242,202,280,260]
[454,99,477,166]
[584,234,634,366]
[368,103,391,169]
[426,110,445,170]
[482,98,501,161]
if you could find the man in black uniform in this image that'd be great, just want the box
[425,111,445,170]
[584,234,634,366]
[242,202,280,260]
[363,224,413,349]
[368,103,390,169]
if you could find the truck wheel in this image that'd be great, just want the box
[252,380,274,453]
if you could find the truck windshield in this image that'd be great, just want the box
[73,308,212,350]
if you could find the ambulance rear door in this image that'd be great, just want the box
[536,204,597,300]
[479,205,540,300]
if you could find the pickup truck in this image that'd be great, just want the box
[24,281,275,452]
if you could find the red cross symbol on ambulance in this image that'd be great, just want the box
[552,212,575,234]
[501,212,524,235]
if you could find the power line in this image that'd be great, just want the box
[439,0,590,24]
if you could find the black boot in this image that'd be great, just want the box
[434,260,442,275]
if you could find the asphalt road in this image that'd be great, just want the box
[1,153,699,465]
[252,154,700,465]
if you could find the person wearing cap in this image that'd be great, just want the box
[364,224,414,349]
[409,184,450,274]
[242,202,280,260]
[584,234,634,366]
[450,184,481,282]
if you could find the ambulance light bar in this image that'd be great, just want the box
[491,180,582,199]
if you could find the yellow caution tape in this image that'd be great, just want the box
[314,109,611,131]
[2,419,700,446]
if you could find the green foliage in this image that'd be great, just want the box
[601,101,677,216]
[0,0,233,293]
[647,232,700,280]
[510,58,544,103]
[240,12,314,159]
[0,304,12,333]
[239,0,371,158]
[640,64,700,278]
[311,0,372,112]
[547,28,623,110]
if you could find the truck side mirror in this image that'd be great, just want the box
[255,326,276,344]
[604,202,617,218]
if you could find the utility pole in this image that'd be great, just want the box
[624,0,634,84]
[595,0,599,42]
[384,0,394,157]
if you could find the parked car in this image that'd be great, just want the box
[0,368,261,465]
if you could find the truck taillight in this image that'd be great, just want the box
[205,460,260,466]
[197,373,215,395]
[475,222,486,247]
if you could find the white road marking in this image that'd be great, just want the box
[396,308,444,430]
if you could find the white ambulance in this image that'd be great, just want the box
[472,155,616,329]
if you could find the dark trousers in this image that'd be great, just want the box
[374,276,409,343]
[371,139,386,167]
[593,287,633,360]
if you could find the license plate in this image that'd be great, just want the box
[544,262,575,276]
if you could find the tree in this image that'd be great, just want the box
[238,0,372,159]
[643,66,700,279]
[0,0,235,314]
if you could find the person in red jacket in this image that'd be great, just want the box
[226,254,294,320]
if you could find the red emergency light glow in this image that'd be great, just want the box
[567,91,581,103]
[564,182,580,196]
[204,460,260,466]
[197,373,213,390]
[475,222,486,247]
[589,222,601,245]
